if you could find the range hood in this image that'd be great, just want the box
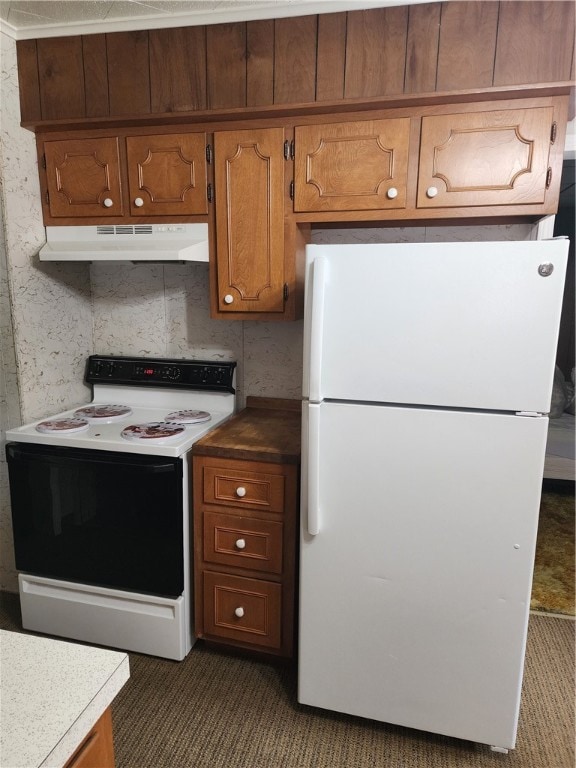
[39,224,209,263]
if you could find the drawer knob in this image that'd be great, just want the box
[223,294,234,304]
[426,186,439,198]
[235,486,247,498]
[234,607,245,618]
[134,197,144,207]
[235,538,246,550]
[102,198,114,208]
[386,187,398,199]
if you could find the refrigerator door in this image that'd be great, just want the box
[299,401,548,750]
[303,240,568,413]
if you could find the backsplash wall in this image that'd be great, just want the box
[90,221,534,409]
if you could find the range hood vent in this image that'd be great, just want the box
[39,223,209,263]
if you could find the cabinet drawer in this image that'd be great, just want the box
[203,572,282,648]
[203,466,285,513]
[204,512,283,574]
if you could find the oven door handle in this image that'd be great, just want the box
[6,444,180,473]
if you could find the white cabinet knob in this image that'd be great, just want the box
[236,486,246,498]
[387,187,398,199]
[103,198,114,208]
[426,186,439,198]
[223,294,234,304]
[134,197,144,207]
[235,538,246,550]
[234,607,245,618]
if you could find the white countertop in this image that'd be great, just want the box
[0,630,130,768]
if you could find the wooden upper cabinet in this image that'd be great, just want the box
[417,106,556,209]
[293,119,410,212]
[213,128,286,314]
[44,137,123,218]
[126,133,208,216]
[41,131,208,223]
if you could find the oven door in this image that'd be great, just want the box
[6,443,184,597]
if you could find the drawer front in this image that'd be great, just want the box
[203,572,282,648]
[203,466,285,513]
[204,512,283,574]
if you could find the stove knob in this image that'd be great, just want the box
[165,366,181,380]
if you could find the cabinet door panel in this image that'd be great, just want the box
[203,571,282,648]
[294,119,410,212]
[204,511,283,574]
[44,137,123,218]
[417,107,554,209]
[126,133,208,216]
[214,128,285,313]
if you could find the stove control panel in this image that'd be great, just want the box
[86,356,236,392]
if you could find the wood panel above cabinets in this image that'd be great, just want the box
[16,1,575,129]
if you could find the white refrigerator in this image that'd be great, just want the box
[298,239,569,752]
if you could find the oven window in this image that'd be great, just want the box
[6,443,184,597]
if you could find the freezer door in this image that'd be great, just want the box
[299,401,548,749]
[304,240,568,413]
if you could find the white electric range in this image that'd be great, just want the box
[5,355,236,660]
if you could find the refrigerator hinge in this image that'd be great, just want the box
[515,411,544,417]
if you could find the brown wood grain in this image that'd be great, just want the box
[37,37,85,120]
[316,12,347,102]
[82,35,109,118]
[494,1,576,86]
[345,7,408,99]
[436,1,498,91]
[64,708,115,768]
[193,405,301,463]
[405,3,441,94]
[150,27,207,112]
[193,451,299,658]
[16,40,41,122]
[207,23,246,109]
[247,20,274,107]
[106,31,150,115]
[274,16,317,104]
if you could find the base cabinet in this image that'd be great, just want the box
[193,455,298,657]
[64,708,115,768]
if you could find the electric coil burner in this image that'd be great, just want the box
[5,355,237,660]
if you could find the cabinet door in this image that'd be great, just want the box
[126,133,208,216]
[44,137,123,218]
[417,107,554,209]
[203,571,282,649]
[293,119,410,212]
[64,708,115,768]
[214,128,285,314]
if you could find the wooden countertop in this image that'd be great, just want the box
[192,397,301,464]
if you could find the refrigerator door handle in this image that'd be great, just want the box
[307,403,321,535]
[309,256,326,403]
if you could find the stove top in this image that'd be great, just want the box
[6,355,237,457]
